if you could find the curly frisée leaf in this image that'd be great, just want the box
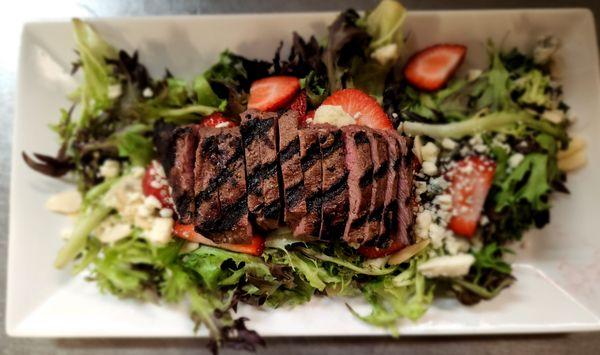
[348,257,434,332]
[365,0,407,50]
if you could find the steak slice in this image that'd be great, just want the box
[379,130,401,246]
[317,125,348,240]
[240,110,266,224]
[341,125,373,246]
[256,112,281,230]
[292,127,323,239]
[165,125,199,224]
[396,136,416,247]
[194,128,222,236]
[213,128,253,244]
[278,110,307,225]
[364,130,389,241]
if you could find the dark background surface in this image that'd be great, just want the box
[1,1,599,354]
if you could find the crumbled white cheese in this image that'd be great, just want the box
[313,105,355,127]
[467,69,483,82]
[107,84,122,99]
[147,217,173,245]
[159,208,173,218]
[370,43,399,66]
[541,109,565,124]
[98,159,120,179]
[418,254,475,278]
[421,142,440,163]
[415,181,427,196]
[422,161,438,176]
[444,234,470,255]
[434,194,453,210]
[412,136,424,162]
[144,195,163,210]
[215,122,230,128]
[46,190,82,215]
[428,223,446,249]
[97,221,132,244]
[142,87,154,98]
[441,138,458,150]
[415,210,433,240]
[480,215,490,226]
[508,153,525,169]
[469,134,488,154]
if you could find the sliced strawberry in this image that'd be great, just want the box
[200,112,237,128]
[248,76,300,112]
[173,223,265,256]
[142,160,173,209]
[290,90,307,116]
[404,44,467,91]
[358,239,405,259]
[446,155,496,238]
[321,88,393,130]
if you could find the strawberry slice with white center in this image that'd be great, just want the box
[447,155,496,238]
[200,112,237,128]
[404,44,467,91]
[321,88,393,130]
[247,76,300,112]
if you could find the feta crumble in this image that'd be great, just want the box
[418,254,475,278]
[370,43,399,66]
[98,159,120,179]
[508,153,524,169]
[313,105,355,127]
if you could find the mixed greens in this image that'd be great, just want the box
[26,1,586,353]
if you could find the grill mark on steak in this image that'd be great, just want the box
[377,130,402,247]
[164,125,198,224]
[317,125,349,240]
[341,125,373,246]
[279,136,300,163]
[278,110,307,224]
[194,129,222,235]
[256,112,281,230]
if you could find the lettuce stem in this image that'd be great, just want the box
[297,247,397,276]
[54,205,112,269]
[158,104,217,118]
[401,111,564,140]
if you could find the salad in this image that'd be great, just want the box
[27,0,588,353]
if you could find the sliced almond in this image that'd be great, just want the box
[388,239,430,265]
[558,148,587,172]
[558,135,586,160]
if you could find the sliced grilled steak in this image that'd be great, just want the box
[213,128,253,244]
[317,125,349,240]
[278,110,307,225]
[165,125,198,224]
[292,127,323,239]
[240,110,266,224]
[378,130,401,247]
[194,128,222,236]
[341,125,373,246]
[364,130,389,241]
[256,112,281,230]
[396,136,415,247]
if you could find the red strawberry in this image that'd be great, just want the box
[248,76,300,112]
[142,160,173,209]
[173,223,265,256]
[321,88,393,130]
[447,156,496,238]
[290,90,307,116]
[200,112,237,128]
[358,239,405,259]
[404,44,467,91]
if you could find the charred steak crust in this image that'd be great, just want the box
[278,110,307,224]
[364,130,389,241]
[166,125,199,224]
[397,136,416,246]
[317,126,349,240]
[212,128,253,244]
[292,128,323,238]
[341,126,374,246]
[194,128,222,235]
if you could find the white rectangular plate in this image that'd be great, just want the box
[7,9,600,337]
